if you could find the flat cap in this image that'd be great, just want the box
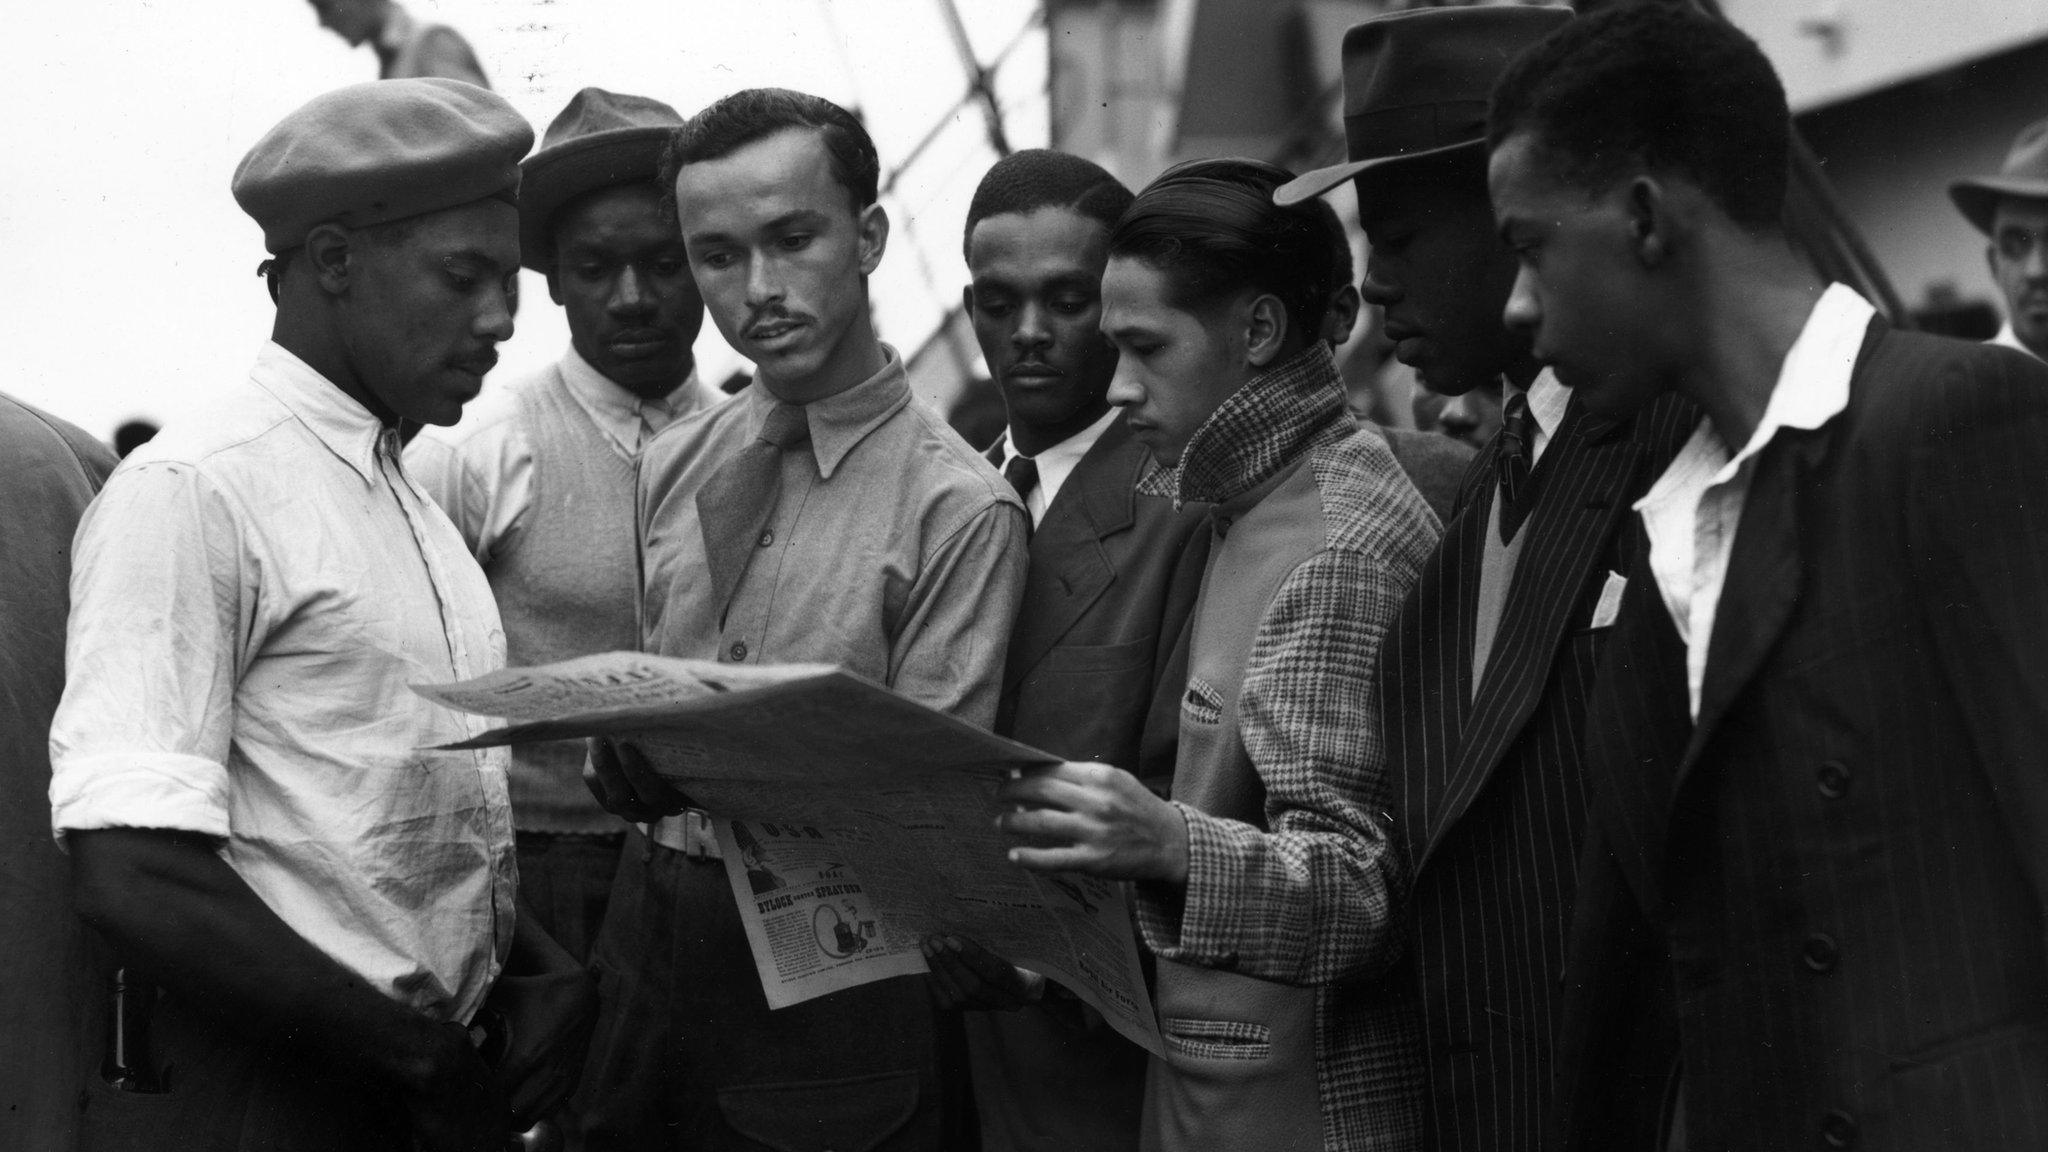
[233,78,534,254]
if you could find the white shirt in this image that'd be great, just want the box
[1991,321,2041,361]
[407,345,725,564]
[1634,283,1874,719]
[994,407,1120,528]
[1506,366,1569,468]
[50,342,518,1023]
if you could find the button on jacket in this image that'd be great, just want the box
[50,342,516,1024]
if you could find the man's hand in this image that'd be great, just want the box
[921,935,1044,1011]
[582,737,690,821]
[995,761,1191,884]
[481,969,600,1127]
[395,1021,514,1152]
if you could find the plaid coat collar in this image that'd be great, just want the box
[1139,342,1354,507]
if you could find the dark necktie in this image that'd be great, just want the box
[1003,454,1039,504]
[1496,391,1534,544]
[696,402,810,623]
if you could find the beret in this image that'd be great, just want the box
[232,78,534,254]
[520,87,686,273]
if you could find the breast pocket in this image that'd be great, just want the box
[1182,677,1224,727]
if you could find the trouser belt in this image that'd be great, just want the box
[643,810,722,859]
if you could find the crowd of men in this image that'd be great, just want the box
[6,3,2048,1151]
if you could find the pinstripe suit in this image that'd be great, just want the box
[1378,382,1695,1152]
[1565,320,2048,1151]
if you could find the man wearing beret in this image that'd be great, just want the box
[410,87,725,971]
[51,79,592,1152]
[1951,118,2048,362]
[1275,8,1694,1149]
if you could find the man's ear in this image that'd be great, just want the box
[1325,283,1362,347]
[1246,293,1289,368]
[856,202,890,277]
[303,223,355,296]
[1626,175,1672,269]
[546,268,566,307]
[961,283,976,320]
[1987,241,2001,283]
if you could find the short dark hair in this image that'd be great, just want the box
[661,88,880,216]
[1487,2,1791,230]
[962,149,1133,259]
[1109,157,1341,340]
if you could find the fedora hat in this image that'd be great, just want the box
[1274,5,1571,206]
[1950,119,2048,234]
[520,87,686,272]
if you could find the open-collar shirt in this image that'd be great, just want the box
[993,407,1119,527]
[50,341,517,1023]
[638,345,1027,727]
[406,344,723,565]
[1634,283,1874,719]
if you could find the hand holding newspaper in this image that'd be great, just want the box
[415,651,1162,1055]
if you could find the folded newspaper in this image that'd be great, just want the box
[414,651,1163,1055]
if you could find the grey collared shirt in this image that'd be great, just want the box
[639,345,1028,728]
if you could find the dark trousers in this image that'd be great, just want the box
[579,829,952,1152]
[79,990,407,1152]
[515,830,626,965]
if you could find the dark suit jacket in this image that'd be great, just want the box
[1375,423,1475,525]
[1565,321,2048,1151]
[1378,387,1695,1152]
[968,414,1209,1152]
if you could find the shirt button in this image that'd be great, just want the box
[1816,759,1851,799]
[758,528,775,548]
[1820,1109,1858,1148]
[1802,933,1839,974]
[728,641,748,662]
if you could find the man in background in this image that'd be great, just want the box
[306,0,489,87]
[927,147,1207,1152]
[411,86,722,966]
[0,398,115,1152]
[1276,8,1693,1148]
[1950,118,2048,361]
[580,88,1027,1152]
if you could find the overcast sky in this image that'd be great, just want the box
[2,0,1045,441]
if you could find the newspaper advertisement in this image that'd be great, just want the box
[416,652,1164,1055]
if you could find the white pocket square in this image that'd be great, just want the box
[1590,571,1627,630]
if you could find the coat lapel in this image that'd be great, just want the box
[1415,405,1645,868]
[1000,420,1140,691]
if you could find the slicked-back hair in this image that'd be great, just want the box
[1487,2,1791,230]
[1109,157,1341,341]
[660,88,880,218]
[962,149,1134,259]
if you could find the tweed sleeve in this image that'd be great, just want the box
[1135,545,1411,986]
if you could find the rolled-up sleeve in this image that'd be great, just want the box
[50,462,249,844]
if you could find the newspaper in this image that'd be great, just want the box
[415,651,1163,1055]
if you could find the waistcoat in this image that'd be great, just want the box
[490,369,644,833]
[1143,457,1325,1152]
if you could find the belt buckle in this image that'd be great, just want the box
[649,810,723,860]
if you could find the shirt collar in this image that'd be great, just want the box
[1515,367,1568,440]
[751,343,911,480]
[248,341,389,485]
[1137,341,1353,507]
[1632,282,1872,514]
[557,343,707,455]
[1720,282,1872,481]
[1992,321,2040,360]
[999,406,1117,472]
